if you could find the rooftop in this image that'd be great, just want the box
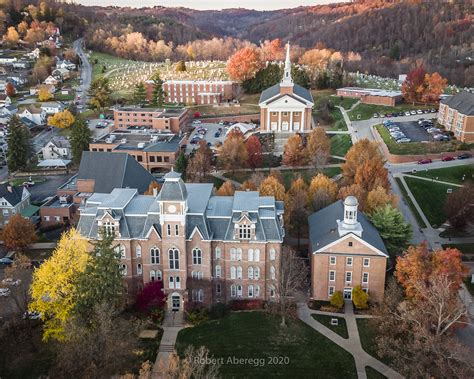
[92,130,183,152]
[116,107,186,117]
[338,87,402,98]
[441,91,474,116]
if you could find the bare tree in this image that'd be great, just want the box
[275,246,308,327]
[162,346,220,379]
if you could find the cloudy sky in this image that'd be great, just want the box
[76,0,347,11]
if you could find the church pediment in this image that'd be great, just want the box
[265,94,309,108]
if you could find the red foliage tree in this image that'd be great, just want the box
[402,65,426,104]
[135,280,166,314]
[245,135,263,169]
[193,111,201,118]
[5,82,16,97]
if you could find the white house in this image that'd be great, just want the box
[41,102,64,115]
[0,95,12,107]
[40,137,71,160]
[19,106,46,125]
[56,60,76,70]
[44,75,59,86]
[26,48,41,60]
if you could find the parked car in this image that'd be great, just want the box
[373,113,379,118]
[423,109,430,114]
[410,110,417,115]
[457,153,472,160]
[430,108,437,113]
[0,288,10,297]
[192,120,202,125]
[2,278,21,286]
[23,311,41,320]
[0,257,13,266]
[441,155,455,161]
[396,138,411,143]
[405,111,411,116]
[417,110,424,114]
[433,134,449,141]
[214,131,221,138]
[417,158,432,164]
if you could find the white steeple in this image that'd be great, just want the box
[281,42,293,87]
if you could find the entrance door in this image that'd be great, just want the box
[171,295,180,310]
[343,288,352,300]
[282,121,289,131]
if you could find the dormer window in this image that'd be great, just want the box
[239,225,251,239]
[104,221,116,236]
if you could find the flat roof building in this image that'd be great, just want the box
[113,107,188,133]
[336,87,403,107]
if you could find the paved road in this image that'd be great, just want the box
[73,38,92,109]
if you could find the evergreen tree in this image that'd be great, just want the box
[174,153,188,179]
[133,81,147,105]
[389,43,401,60]
[6,115,31,172]
[75,231,124,317]
[70,117,92,164]
[150,72,165,107]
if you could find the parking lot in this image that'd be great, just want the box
[392,121,432,142]
[186,122,228,154]
[383,117,450,144]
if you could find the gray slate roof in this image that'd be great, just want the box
[308,200,387,255]
[441,91,474,116]
[77,151,156,194]
[259,83,314,105]
[0,184,25,206]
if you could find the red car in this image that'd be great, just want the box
[441,156,455,162]
[417,158,432,164]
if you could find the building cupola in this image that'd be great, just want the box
[337,196,363,237]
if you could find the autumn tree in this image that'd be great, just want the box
[175,60,186,72]
[216,181,235,196]
[352,285,369,309]
[285,176,308,249]
[258,175,285,201]
[150,72,165,107]
[282,134,306,167]
[48,109,75,129]
[218,129,248,172]
[145,181,161,196]
[132,81,147,105]
[135,281,166,315]
[241,180,257,191]
[401,65,426,104]
[4,26,19,45]
[30,229,90,341]
[1,214,37,252]
[88,76,112,111]
[422,72,447,103]
[32,56,53,83]
[307,173,338,211]
[338,184,367,211]
[365,186,398,215]
[5,82,16,97]
[245,135,262,169]
[6,116,31,172]
[38,87,53,101]
[444,182,474,231]
[70,117,92,164]
[305,127,331,172]
[186,140,212,182]
[227,47,263,81]
[174,153,188,179]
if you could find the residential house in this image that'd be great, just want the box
[0,105,18,125]
[259,43,314,133]
[41,101,64,115]
[437,91,474,142]
[19,106,46,125]
[56,60,76,70]
[52,68,71,81]
[26,48,41,60]
[40,137,71,160]
[12,60,31,70]
[77,171,285,308]
[0,183,32,228]
[308,196,388,303]
[113,107,188,133]
[44,75,59,86]
[0,94,12,107]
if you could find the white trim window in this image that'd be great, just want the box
[254,249,260,262]
[254,267,260,280]
[215,265,222,278]
[346,257,353,266]
[269,248,276,261]
[231,284,236,297]
[248,266,254,279]
[330,256,336,265]
[236,248,242,261]
[169,248,180,270]
[239,224,251,239]
[175,224,179,236]
[216,283,221,296]
[363,258,370,267]
[230,248,236,261]
[362,272,369,284]
[192,248,202,265]
[167,224,171,236]
[136,245,142,258]
[236,284,242,297]
[156,270,162,281]
[151,247,160,264]
[270,285,276,298]
[270,266,276,280]
[175,276,181,289]
[120,264,127,276]
[104,221,116,236]
[248,285,254,298]
[248,249,254,262]
[198,289,203,302]
[236,266,243,279]
[329,270,336,281]
[115,245,126,259]
[328,286,335,297]
[169,276,174,289]
[137,263,142,275]
[345,271,352,283]
[150,270,156,281]
[230,266,236,279]
[255,285,260,297]
[215,247,221,260]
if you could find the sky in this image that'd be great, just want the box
[76,0,347,11]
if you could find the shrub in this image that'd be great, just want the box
[330,291,344,309]
[193,111,201,118]
[186,308,209,326]
[352,285,369,309]
[209,302,229,319]
[230,299,265,311]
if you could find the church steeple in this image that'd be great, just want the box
[280,42,293,88]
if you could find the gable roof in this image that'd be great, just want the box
[308,200,387,255]
[441,91,474,116]
[259,83,314,105]
[0,184,27,206]
[77,151,156,194]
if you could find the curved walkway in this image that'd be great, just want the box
[297,302,403,379]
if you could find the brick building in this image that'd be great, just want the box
[113,107,188,133]
[336,87,403,107]
[308,196,388,303]
[77,171,285,310]
[89,130,185,172]
[146,80,239,105]
[437,91,474,142]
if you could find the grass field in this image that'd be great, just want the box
[366,366,387,379]
[329,95,359,110]
[348,103,431,121]
[312,314,348,339]
[394,177,427,229]
[189,104,260,118]
[176,312,357,378]
[356,319,391,366]
[409,165,474,185]
[441,243,474,255]
[327,108,348,131]
[330,134,352,157]
[404,176,457,227]
[54,93,75,101]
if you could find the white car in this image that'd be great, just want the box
[192,120,202,125]
[410,110,417,115]
[23,311,41,320]
[405,111,411,116]
[396,138,411,143]
[417,110,424,114]
[0,288,10,297]
[2,278,21,286]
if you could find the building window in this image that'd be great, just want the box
[54,216,60,222]
[345,272,352,283]
[362,288,369,294]
[254,267,260,280]
[44,216,50,221]
[120,264,127,276]
[231,284,236,297]
[328,286,335,296]
[239,224,251,239]
[330,256,336,265]
[198,289,203,302]
[254,249,260,262]
[169,276,174,289]
[151,247,160,264]
[270,266,276,280]
[236,248,242,261]
[230,248,236,261]
[236,266,243,279]
[230,266,236,279]
[270,248,276,260]
[346,257,353,266]
[215,265,221,278]
[104,221,115,236]
[362,272,369,284]
[215,247,221,260]
[270,285,275,298]
[363,258,370,267]
[192,248,202,265]
[248,266,254,279]
[236,284,242,297]
[137,263,142,275]
[167,224,171,236]
[348,241,353,247]
[248,285,254,298]
[175,224,179,236]
[329,270,336,281]
[175,276,181,289]
[216,284,221,296]
[150,270,156,281]
[255,285,260,297]
[115,245,126,259]
[156,270,162,281]
[248,249,254,261]
[169,248,179,270]
[136,245,142,258]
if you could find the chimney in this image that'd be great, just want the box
[7,185,12,193]
[152,187,158,197]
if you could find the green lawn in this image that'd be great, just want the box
[327,108,348,131]
[176,311,357,378]
[330,134,352,157]
[54,93,75,101]
[329,95,359,110]
[312,314,348,339]
[441,243,474,255]
[348,103,431,121]
[394,177,427,229]
[404,176,457,227]
[366,366,387,379]
[356,319,391,365]
[409,165,474,185]
[189,104,260,118]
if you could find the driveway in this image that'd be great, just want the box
[186,122,228,154]
[73,38,92,109]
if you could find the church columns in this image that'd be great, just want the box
[278,111,282,132]
[301,110,305,131]
[290,111,294,131]
[266,109,270,131]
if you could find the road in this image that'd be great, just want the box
[73,38,92,109]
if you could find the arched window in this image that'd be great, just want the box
[255,285,260,297]
[198,271,203,280]
[270,248,276,261]
[230,248,236,261]
[192,271,197,279]
[198,289,203,302]
[169,276,174,288]
[151,247,160,264]
[231,284,236,297]
[192,248,202,265]
[248,249,254,262]
[236,266,243,279]
[115,244,126,259]
[150,270,156,281]
[215,247,221,260]
[215,265,222,278]
[236,284,243,297]
[248,266,254,280]
[169,248,179,270]
[137,263,142,275]
[236,248,242,261]
[156,270,162,281]
[120,264,127,276]
[254,267,260,280]
[136,244,142,258]
[270,285,275,298]
[230,266,236,279]
[192,289,197,301]
[254,249,260,262]
[248,285,254,298]
[270,266,276,280]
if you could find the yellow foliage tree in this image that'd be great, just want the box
[241,180,257,191]
[365,186,398,215]
[308,173,338,211]
[305,127,331,170]
[29,229,90,341]
[5,26,19,44]
[216,180,236,196]
[47,110,75,129]
[258,175,285,201]
[38,87,53,102]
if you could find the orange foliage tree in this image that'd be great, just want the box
[282,134,306,167]
[245,135,262,169]
[5,82,16,97]
[1,214,37,252]
[227,47,263,81]
[218,129,248,172]
[216,181,235,196]
[258,176,285,201]
[422,72,448,104]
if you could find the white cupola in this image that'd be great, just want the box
[337,196,363,237]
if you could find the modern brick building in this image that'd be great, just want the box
[89,130,185,172]
[259,43,314,133]
[77,171,285,310]
[146,80,239,105]
[437,91,474,142]
[113,107,188,133]
[336,87,403,107]
[308,196,388,303]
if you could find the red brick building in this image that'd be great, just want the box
[336,87,402,107]
[113,107,188,133]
